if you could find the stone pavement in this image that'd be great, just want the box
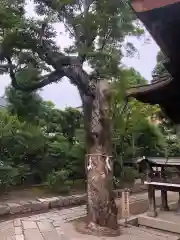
[0,206,179,240]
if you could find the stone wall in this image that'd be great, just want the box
[0,182,147,218]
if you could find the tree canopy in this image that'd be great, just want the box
[152,50,171,83]
[0,0,143,93]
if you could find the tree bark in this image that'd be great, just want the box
[82,80,118,230]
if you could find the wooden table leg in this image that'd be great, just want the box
[176,192,180,215]
[161,190,169,211]
[147,185,157,217]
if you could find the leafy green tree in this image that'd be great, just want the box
[112,68,165,179]
[152,51,171,82]
[0,109,47,185]
[6,85,43,124]
[0,0,143,229]
[38,102,83,143]
[59,108,82,144]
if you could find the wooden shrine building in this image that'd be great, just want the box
[127,0,180,123]
[127,0,180,217]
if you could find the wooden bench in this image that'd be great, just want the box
[137,157,180,217]
[144,181,180,217]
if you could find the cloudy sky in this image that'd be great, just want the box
[0,1,160,109]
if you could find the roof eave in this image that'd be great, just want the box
[126,78,172,100]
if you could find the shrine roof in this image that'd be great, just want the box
[127,0,180,123]
[131,0,180,70]
[126,78,172,104]
[136,157,180,166]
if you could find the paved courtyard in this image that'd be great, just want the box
[0,206,179,240]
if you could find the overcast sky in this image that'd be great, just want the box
[0,1,160,109]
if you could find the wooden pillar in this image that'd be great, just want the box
[176,192,180,215]
[160,167,169,211]
[147,185,157,217]
[161,190,169,211]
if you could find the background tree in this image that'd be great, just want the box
[152,51,171,83]
[0,0,143,230]
[112,68,164,180]
[6,85,43,124]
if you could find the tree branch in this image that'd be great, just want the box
[7,57,64,91]
[39,0,95,63]
[6,55,94,98]
[0,64,13,73]
[99,29,112,51]
[84,0,94,16]
[37,40,72,69]
[39,0,80,40]
[14,30,72,70]
[63,65,95,97]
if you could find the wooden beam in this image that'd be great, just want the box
[147,185,157,217]
[132,0,180,12]
[161,190,169,211]
[144,181,180,188]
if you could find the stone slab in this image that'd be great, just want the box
[22,221,37,229]
[15,226,22,235]
[0,204,10,215]
[9,203,21,214]
[27,200,42,211]
[38,197,59,203]
[41,231,61,240]
[14,219,21,227]
[138,212,180,234]
[24,228,43,240]
[0,221,15,240]
[15,234,24,240]
[37,221,54,232]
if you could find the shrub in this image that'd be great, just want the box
[0,163,18,190]
[122,167,140,183]
[47,170,71,194]
[113,176,121,189]
[72,179,86,189]
[12,164,30,185]
[0,110,47,183]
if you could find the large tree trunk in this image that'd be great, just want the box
[82,80,118,230]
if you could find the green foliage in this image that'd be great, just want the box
[0,0,144,85]
[0,110,46,184]
[47,170,71,194]
[113,166,140,188]
[123,167,139,183]
[6,86,43,124]
[152,51,171,82]
[0,163,18,190]
[111,68,166,179]
[0,91,85,188]
[72,179,86,189]
[66,143,85,180]
[0,68,179,189]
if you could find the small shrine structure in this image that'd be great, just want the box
[137,157,180,217]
